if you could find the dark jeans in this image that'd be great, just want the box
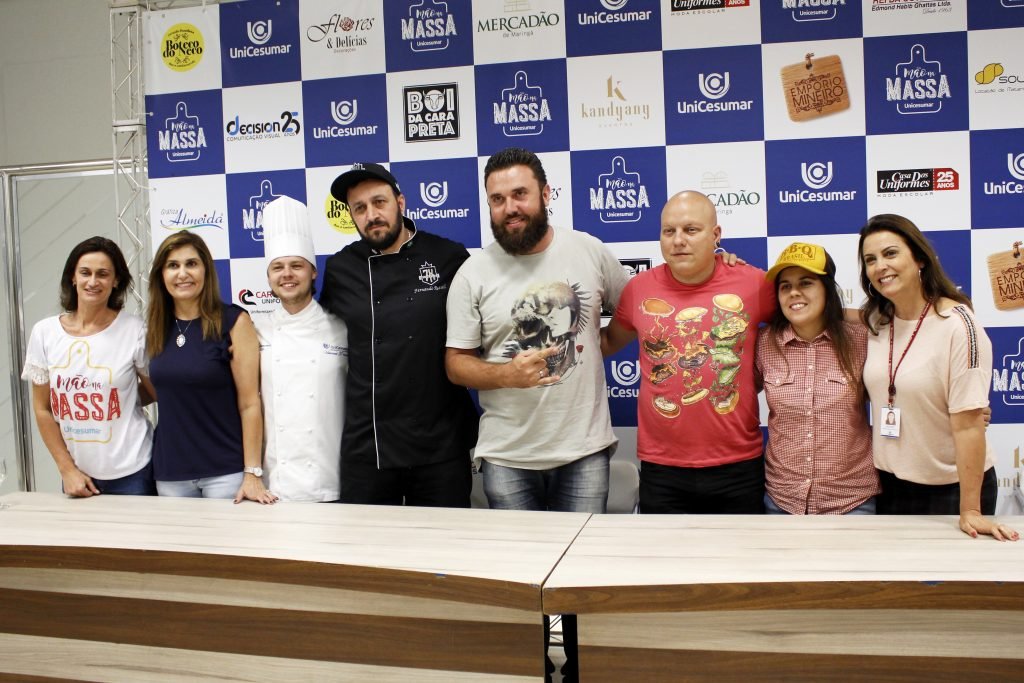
[877,467,998,515]
[340,453,472,507]
[91,461,156,496]
[639,456,765,514]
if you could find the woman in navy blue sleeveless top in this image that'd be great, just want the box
[146,232,276,504]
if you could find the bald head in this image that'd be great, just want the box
[662,190,718,227]
[660,190,722,284]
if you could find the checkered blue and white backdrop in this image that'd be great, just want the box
[143,0,1024,510]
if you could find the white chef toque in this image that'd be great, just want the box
[262,195,315,268]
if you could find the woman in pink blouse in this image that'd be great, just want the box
[756,242,879,515]
[859,214,1015,540]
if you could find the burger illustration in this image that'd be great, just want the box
[643,337,678,362]
[707,293,748,415]
[674,306,707,332]
[653,395,680,418]
[642,297,675,318]
[709,294,748,345]
[650,362,677,385]
[641,297,678,362]
[680,386,709,405]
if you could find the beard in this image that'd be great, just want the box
[358,210,404,252]
[490,206,549,256]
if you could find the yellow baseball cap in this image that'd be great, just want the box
[765,242,835,281]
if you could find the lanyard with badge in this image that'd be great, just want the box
[880,300,932,438]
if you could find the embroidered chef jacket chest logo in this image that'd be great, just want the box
[412,262,449,295]
[418,261,440,286]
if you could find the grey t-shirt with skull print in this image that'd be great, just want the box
[446,227,628,469]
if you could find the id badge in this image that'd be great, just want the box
[880,407,901,439]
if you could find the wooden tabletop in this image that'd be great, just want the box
[1,492,590,681]
[0,492,590,609]
[544,513,1024,613]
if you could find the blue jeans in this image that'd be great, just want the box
[156,472,243,499]
[481,448,610,513]
[764,493,877,515]
[91,461,156,496]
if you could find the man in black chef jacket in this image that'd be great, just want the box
[320,163,478,506]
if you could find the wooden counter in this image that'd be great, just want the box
[0,492,589,682]
[543,514,1024,682]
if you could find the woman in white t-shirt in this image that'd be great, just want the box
[859,214,1016,541]
[22,236,155,496]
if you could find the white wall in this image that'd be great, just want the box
[0,0,117,493]
[0,0,112,166]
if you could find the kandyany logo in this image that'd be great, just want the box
[580,75,651,126]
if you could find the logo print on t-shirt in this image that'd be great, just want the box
[50,341,120,443]
[639,292,749,417]
[503,281,591,384]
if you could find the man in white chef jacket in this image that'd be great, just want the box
[256,195,348,502]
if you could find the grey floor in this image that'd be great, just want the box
[550,646,568,682]
[549,621,568,682]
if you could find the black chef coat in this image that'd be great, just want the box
[320,219,479,469]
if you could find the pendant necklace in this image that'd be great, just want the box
[175,318,194,348]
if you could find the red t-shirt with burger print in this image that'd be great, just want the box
[614,258,776,468]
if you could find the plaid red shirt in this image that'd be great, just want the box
[755,322,879,514]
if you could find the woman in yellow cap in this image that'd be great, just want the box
[756,242,878,514]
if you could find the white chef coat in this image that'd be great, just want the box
[256,299,348,502]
